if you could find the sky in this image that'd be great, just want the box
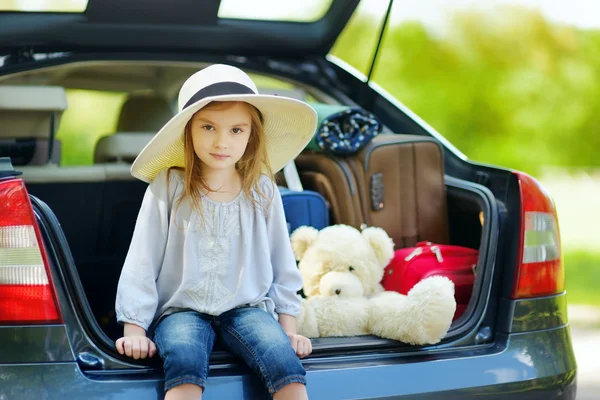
[363,0,600,30]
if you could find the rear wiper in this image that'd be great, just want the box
[0,157,22,179]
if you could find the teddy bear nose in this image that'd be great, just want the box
[335,289,341,295]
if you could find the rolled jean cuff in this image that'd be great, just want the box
[269,374,307,394]
[164,375,206,393]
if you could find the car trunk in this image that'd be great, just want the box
[0,55,502,367]
[23,156,499,356]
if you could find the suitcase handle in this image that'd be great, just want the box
[405,242,444,263]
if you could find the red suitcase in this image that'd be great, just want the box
[382,241,479,320]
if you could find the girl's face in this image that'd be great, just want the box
[190,102,252,174]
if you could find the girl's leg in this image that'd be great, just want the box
[153,311,216,398]
[217,307,308,399]
[273,383,308,400]
[165,384,203,400]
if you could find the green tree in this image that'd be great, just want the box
[331,6,600,175]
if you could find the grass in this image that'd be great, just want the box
[565,250,600,307]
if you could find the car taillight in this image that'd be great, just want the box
[0,178,62,324]
[511,172,565,299]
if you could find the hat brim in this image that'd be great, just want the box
[130,94,318,183]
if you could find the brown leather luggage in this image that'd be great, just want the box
[347,134,449,249]
[294,152,364,229]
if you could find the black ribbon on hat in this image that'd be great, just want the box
[183,82,256,110]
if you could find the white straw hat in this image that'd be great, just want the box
[130,64,318,183]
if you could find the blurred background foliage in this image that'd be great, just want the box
[331,5,600,176]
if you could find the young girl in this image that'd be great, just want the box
[114,64,318,400]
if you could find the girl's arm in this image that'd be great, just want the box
[279,312,311,358]
[115,170,174,334]
[265,181,304,320]
[278,313,297,334]
[115,322,158,359]
[264,179,312,357]
[124,322,147,336]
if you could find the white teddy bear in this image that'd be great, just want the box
[292,224,457,345]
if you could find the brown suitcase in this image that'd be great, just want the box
[347,134,449,249]
[295,152,364,229]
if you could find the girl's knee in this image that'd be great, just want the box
[160,339,208,370]
[160,343,210,392]
[169,353,206,374]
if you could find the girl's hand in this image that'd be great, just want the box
[287,333,312,358]
[115,336,157,359]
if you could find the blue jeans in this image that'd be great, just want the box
[153,307,306,395]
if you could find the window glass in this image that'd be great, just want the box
[0,0,87,12]
[218,0,332,22]
[57,90,126,165]
[329,0,388,77]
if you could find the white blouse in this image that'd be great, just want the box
[115,169,303,331]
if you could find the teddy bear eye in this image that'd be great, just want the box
[349,266,355,272]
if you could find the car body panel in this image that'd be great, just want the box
[0,325,74,363]
[500,293,569,334]
[0,326,576,399]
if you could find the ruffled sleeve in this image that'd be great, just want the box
[263,178,303,317]
[114,169,178,331]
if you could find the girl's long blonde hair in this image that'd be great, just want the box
[168,101,274,217]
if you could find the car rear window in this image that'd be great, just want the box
[218,0,333,22]
[0,0,87,12]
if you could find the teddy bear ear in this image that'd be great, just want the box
[361,226,395,267]
[290,226,319,261]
